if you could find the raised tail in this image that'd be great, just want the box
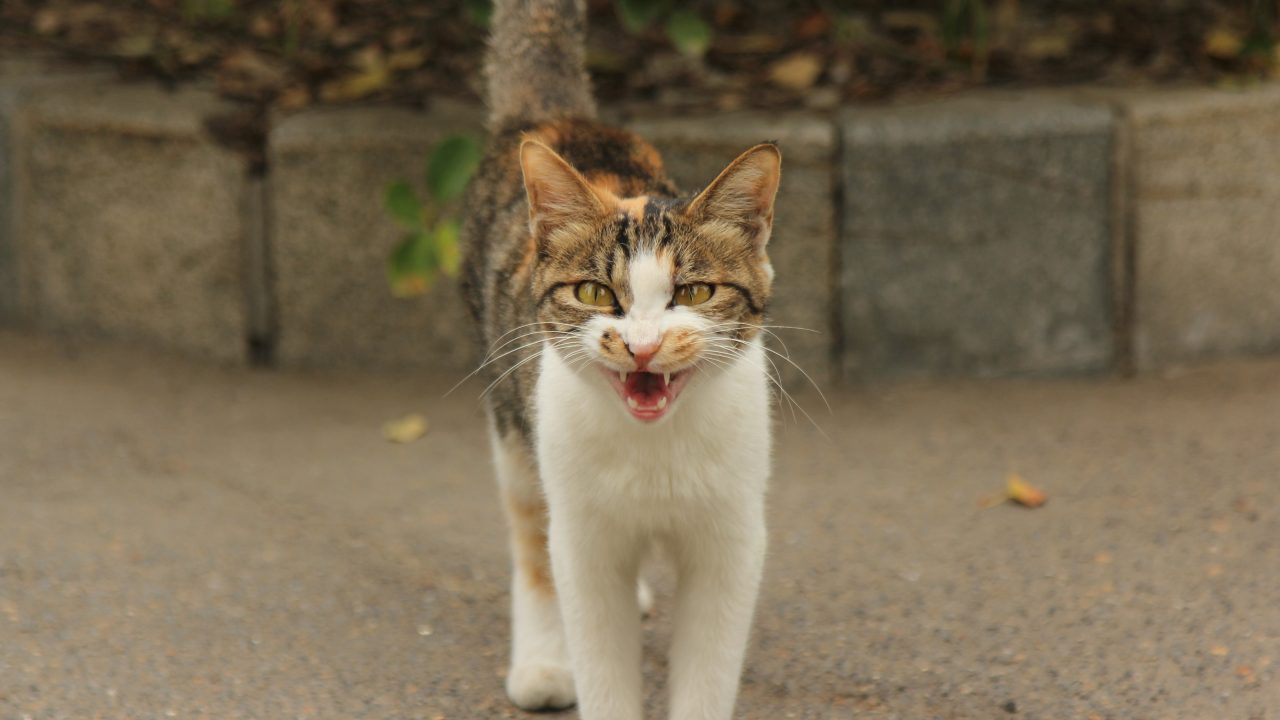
[485,0,596,131]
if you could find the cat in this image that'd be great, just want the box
[459,1,781,718]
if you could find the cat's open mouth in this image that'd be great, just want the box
[603,368,693,422]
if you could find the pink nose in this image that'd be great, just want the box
[627,340,661,370]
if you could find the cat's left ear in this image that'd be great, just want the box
[685,143,781,250]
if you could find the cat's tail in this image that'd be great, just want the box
[486,0,596,131]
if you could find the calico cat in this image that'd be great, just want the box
[459,1,781,718]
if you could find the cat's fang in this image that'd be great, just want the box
[619,370,628,384]
[626,396,639,409]
[657,396,667,409]
[663,372,670,385]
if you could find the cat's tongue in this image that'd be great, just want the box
[622,371,671,420]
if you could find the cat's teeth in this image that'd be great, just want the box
[626,396,639,409]
[657,396,668,409]
[619,370,627,384]
[663,372,670,385]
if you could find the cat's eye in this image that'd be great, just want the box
[575,281,616,307]
[673,283,714,306]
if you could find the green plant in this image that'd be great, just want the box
[180,0,235,23]
[940,0,990,79]
[465,0,493,28]
[1243,0,1277,71]
[615,0,712,58]
[385,135,484,298]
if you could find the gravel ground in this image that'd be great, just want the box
[1,331,1277,720]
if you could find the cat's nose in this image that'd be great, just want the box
[627,339,662,371]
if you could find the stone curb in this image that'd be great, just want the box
[841,91,1117,377]
[2,69,252,362]
[2,67,1278,379]
[1088,85,1280,370]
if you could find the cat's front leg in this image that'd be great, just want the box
[667,501,767,720]
[548,511,645,720]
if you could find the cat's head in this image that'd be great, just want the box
[520,139,781,423]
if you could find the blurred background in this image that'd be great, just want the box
[1,2,1278,719]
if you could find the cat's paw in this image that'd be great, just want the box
[506,663,576,710]
[637,578,654,617]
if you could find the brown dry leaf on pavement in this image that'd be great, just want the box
[1007,472,1048,508]
[383,413,429,444]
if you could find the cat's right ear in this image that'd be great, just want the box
[519,141,608,245]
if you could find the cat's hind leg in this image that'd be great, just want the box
[490,428,575,710]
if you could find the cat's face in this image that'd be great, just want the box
[521,141,781,422]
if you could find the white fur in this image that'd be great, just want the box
[489,428,576,709]
[525,250,772,720]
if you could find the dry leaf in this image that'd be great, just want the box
[1210,645,1230,657]
[1025,33,1073,59]
[319,66,391,102]
[275,85,312,111]
[1006,473,1048,508]
[1092,551,1112,565]
[768,52,824,90]
[387,48,428,71]
[383,413,429,443]
[1204,28,1243,59]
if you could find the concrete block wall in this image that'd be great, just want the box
[13,84,250,362]
[1117,87,1280,369]
[2,64,1278,380]
[842,93,1116,377]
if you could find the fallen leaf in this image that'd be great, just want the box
[768,52,824,90]
[1210,517,1230,534]
[1205,28,1243,59]
[319,66,391,102]
[383,414,429,443]
[1235,664,1254,679]
[274,86,311,111]
[1024,32,1073,59]
[1205,564,1224,577]
[32,8,62,35]
[1093,551,1112,565]
[387,48,428,71]
[1006,473,1048,508]
[1210,645,1230,657]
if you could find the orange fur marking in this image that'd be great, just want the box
[505,492,555,594]
[616,195,649,221]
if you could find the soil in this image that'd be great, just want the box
[2,0,1276,119]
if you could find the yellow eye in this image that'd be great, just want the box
[574,281,616,307]
[674,283,714,306]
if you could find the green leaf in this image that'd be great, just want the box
[181,0,235,22]
[616,0,669,34]
[465,0,493,28]
[385,181,422,228]
[435,220,462,276]
[388,230,438,298]
[665,10,712,57]
[426,135,483,203]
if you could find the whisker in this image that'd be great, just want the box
[717,337,831,414]
[444,333,576,397]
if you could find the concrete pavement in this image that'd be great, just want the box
[1,331,1276,719]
